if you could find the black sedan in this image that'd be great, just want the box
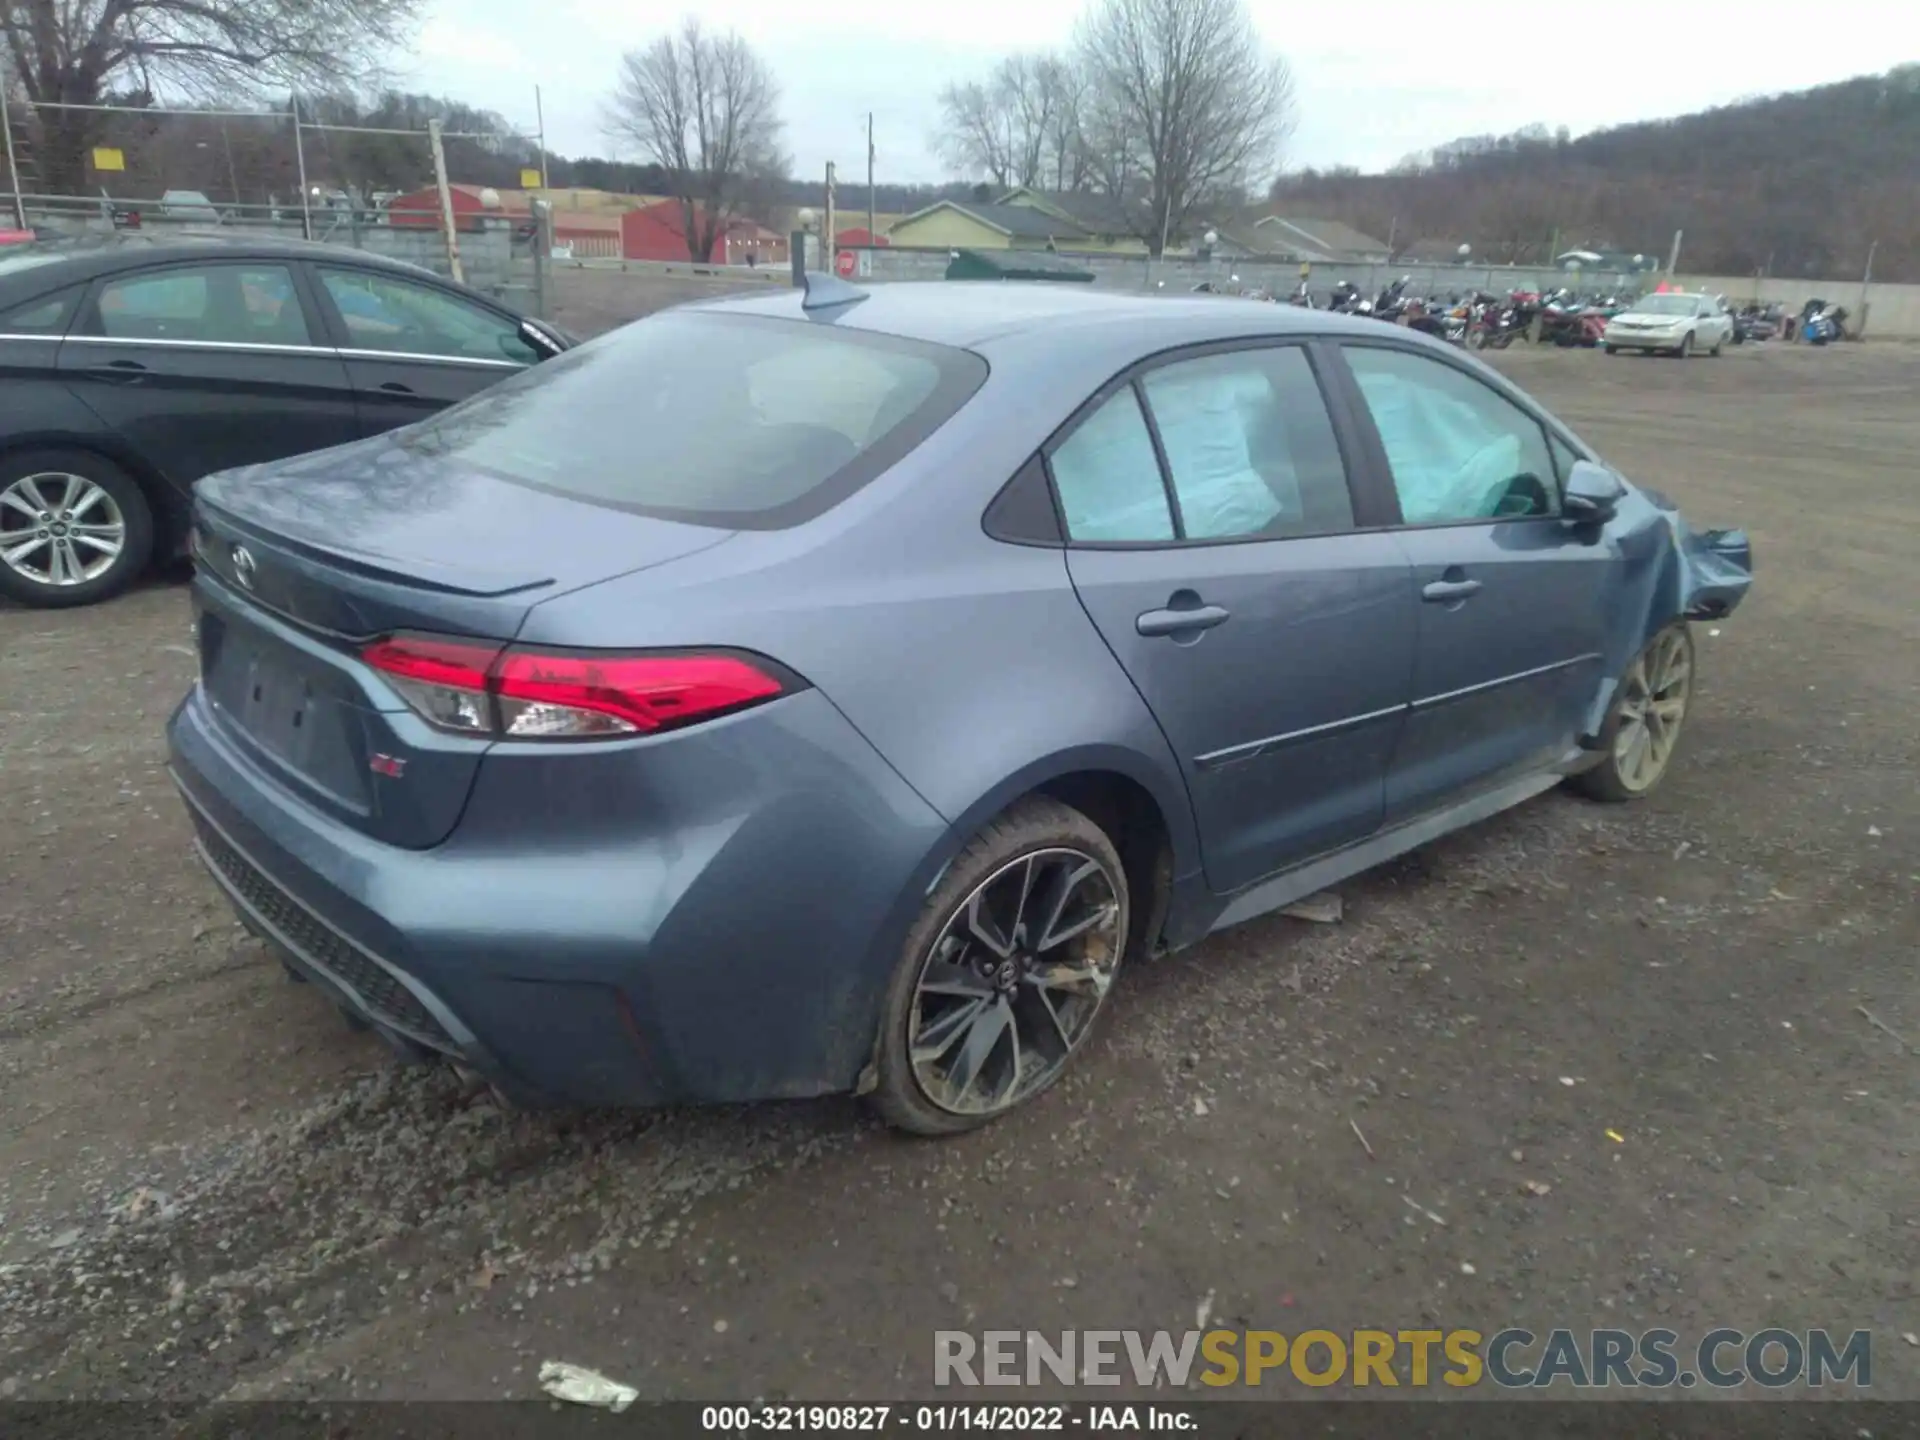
[0,235,569,608]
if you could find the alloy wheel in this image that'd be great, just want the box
[907,847,1123,1118]
[0,473,127,587]
[1612,629,1692,793]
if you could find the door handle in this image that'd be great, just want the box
[1422,578,1483,603]
[1136,601,1230,638]
[376,381,416,395]
[88,359,148,384]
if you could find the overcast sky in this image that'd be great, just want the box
[406,0,1916,184]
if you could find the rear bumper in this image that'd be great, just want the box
[167,681,950,1107]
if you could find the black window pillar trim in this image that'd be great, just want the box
[1307,338,1405,528]
[1129,376,1187,541]
[1303,338,1400,530]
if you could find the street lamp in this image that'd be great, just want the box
[1457,243,1471,263]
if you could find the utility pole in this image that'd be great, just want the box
[220,120,239,207]
[1859,239,1878,338]
[535,84,554,254]
[291,93,313,240]
[866,112,875,246]
[0,79,26,230]
[428,118,465,285]
[1665,228,1684,278]
[824,160,836,261]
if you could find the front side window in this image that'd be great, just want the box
[1344,346,1558,524]
[95,265,310,345]
[398,311,984,529]
[1139,347,1354,540]
[320,268,537,364]
[1049,388,1175,543]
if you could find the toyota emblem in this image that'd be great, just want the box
[231,545,256,590]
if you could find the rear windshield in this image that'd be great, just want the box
[400,310,987,529]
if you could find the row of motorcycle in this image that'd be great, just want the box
[1262,278,1854,348]
[1287,278,1622,350]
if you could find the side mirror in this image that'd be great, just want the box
[1562,459,1626,525]
[518,318,564,359]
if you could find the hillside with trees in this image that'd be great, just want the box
[1271,66,1920,280]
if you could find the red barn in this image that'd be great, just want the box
[620,200,723,263]
[385,183,530,232]
[834,227,890,247]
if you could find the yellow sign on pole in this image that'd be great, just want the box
[92,147,126,172]
[520,168,541,190]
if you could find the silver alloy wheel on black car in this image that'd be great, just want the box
[0,473,127,587]
[872,797,1129,1135]
[0,450,153,609]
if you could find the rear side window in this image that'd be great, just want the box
[1049,388,1175,542]
[94,264,310,346]
[0,284,82,335]
[401,311,986,529]
[1139,348,1354,539]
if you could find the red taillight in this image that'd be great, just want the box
[361,633,790,740]
[490,650,784,737]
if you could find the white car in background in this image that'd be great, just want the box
[1604,292,1735,357]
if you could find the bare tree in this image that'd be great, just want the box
[934,76,1016,187]
[605,18,785,262]
[1076,0,1294,253]
[936,51,1091,192]
[1035,57,1091,191]
[0,0,421,193]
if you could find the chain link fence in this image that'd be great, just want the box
[0,96,552,315]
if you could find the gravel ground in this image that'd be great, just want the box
[1,308,1915,1412]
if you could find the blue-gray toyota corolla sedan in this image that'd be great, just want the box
[167,279,1753,1134]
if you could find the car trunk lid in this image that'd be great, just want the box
[189,445,732,848]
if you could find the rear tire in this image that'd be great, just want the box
[1570,624,1695,803]
[0,449,153,609]
[870,797,1129,1137]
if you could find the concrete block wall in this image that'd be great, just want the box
[346,225,517,297]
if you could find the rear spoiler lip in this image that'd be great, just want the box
[193,492,556,600]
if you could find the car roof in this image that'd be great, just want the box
[691,280,1351,352]
[0,233,452,302]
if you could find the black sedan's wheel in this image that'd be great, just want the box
[1571,624,1694,802]
[0,450,153,608]
[872,797,1128,1135]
